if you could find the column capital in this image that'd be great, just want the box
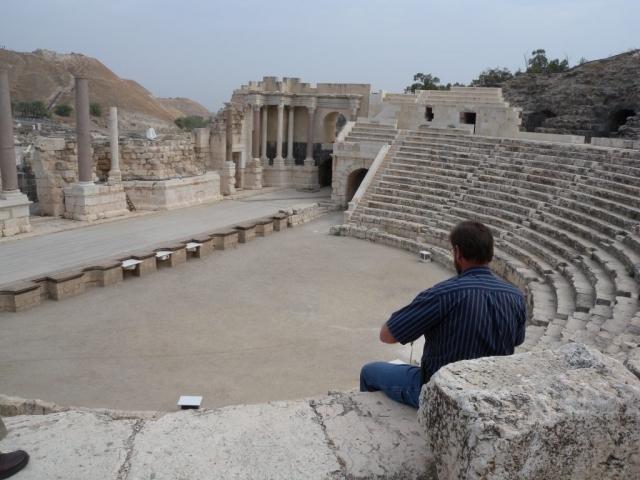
[252,104,262,112]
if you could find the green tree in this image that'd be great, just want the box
[30,101,50,118]
[578,57,588,66]
[55,104,73,117]
[525,49,569,74]
[404,73,442,93]
[89,102,102,117]
[469,67,514,87]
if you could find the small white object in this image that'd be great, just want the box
[419,250,432,263]
[155,250,173,261]
[121,259,143,270]
[185,242,203,252]
[146,127,157,139]
[389,359,407,365]
[178,396,202,409]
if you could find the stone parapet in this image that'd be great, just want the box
[122,172,221,211]
[0,194,31,237]
[420,343,640,480]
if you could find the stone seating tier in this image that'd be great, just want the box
[348,128,640,354]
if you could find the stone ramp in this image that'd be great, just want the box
[0,391,434,480]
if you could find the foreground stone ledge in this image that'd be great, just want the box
[419,343,640,480]
[0,391,434,480]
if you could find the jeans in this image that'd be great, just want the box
[359,361,422,408]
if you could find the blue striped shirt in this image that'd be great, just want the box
[387,266,527,376]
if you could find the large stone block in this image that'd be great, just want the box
[419,343,640,480]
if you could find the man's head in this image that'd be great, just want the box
[449,221,494,275]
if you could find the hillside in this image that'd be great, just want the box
[0,49,202,131]
[158,97,212,119]
[502,50,640,139]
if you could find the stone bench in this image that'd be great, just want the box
[270,213,289,231]
[82,262,123,287]
[153,244,187,268]
[120,251,157,277]
[234,222,257,243]
[420,343,640,480]
[210,228,239,250]
[254,218,274,237]
[182,235,215,258]
[0,283,41,312]
[43,271,86,301]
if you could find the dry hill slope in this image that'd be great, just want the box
[0,49,205,130]
[158,97,212,119]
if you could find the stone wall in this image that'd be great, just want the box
[123,172,221,211]
[94,134,204,181]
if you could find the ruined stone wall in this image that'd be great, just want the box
[94,134,204,181]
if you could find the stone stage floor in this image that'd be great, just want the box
[0,212,451,411]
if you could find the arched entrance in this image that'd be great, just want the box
[525,109,557,132]
[346,168,368,202]
[322,112,348,143]
[318,158,332,187]
[610,109,636,133]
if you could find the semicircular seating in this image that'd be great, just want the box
[348,125,640,355]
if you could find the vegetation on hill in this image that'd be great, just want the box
[54,104,72,117]
[11,100,50,118]
[89,102,102,117]
[405,48,573,91]
[174,115,213,132]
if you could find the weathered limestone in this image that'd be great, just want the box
[274,102,285,166]
[260,105,268,163]
[63,183,128,221]
[0,70,31,236]
[235,222,256,243]
[219,160,236,195]
[0,283,41,312]
[243,104,263,191]
[211,228,238,250]
[419,343,640,480]
[122,172,221,211]
[107,107,121,184]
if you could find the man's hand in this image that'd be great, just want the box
[379,323,398,344]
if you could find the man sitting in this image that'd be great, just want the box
[360,221,527,408]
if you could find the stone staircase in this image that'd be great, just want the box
[347,128,640,355]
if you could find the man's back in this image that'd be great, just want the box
[387,266,527,376]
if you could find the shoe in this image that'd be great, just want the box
[0,450,29,479]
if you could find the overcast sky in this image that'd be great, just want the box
[1,0,637,112]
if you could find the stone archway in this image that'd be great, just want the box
[346,168,368,203]
[610,109,636,133]
[322,112,348,143]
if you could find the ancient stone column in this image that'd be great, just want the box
[260,106,268,163]
[252,104,260,161]
[285,106,295,166]
[108,107,121,184]
[225,104,233,163]
[274,103,285,167]
[75,76,93,185]
[350,107,358,122]
[305,106,316,166]
[0,70,19,194]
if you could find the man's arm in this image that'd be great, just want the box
[379,323,397,344]
[383,289,441,345]
[515,297,527,346]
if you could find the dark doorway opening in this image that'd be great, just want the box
[525,109,557,132]
[426,107,434,122]
[461,112,477,133]
[318,158,332,187]
[346,169,368,203]
[610,109,636,133]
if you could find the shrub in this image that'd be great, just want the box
[55,104,73,117]
[89,102,102,117]
[174,115,208,132]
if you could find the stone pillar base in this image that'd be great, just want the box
[63,183,128,222]
[304,158,315,167]
[284,157,295,167]
[244,159,263,190]
[220,161,236,196]
[0,193,31,237]
[236,167,245,190]
[107,170,122,185]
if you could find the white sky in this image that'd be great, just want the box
[0,0,638,112]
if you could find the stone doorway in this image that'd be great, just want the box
[461,112,477,133]
[525,109,557,132]
[346,168,368,203]
[318,158,332,187]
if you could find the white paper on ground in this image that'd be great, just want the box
[389,359,407,365]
